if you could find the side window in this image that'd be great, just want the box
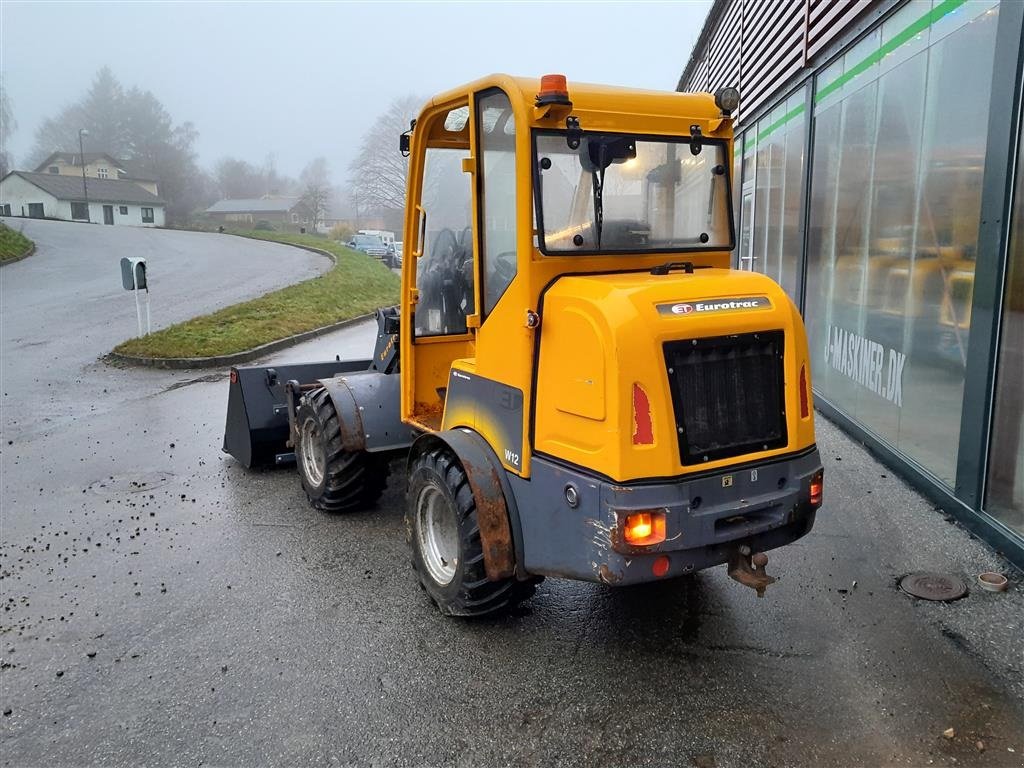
[477,90,517,315]
[415,127,473,337]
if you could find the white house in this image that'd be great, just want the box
[33,152,161,197]
[0,171,166,227]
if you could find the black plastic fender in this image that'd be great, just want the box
[408,429,525,581]
[315,371,414,453]
[224,359,370,468]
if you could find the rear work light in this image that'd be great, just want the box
[810,469,824,508]
[622,510,667,546]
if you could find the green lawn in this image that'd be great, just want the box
[0,222,34,262]
[113,230,400,359]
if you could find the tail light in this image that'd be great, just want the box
[810,469,824,508]
[632,382,654,445]
[622,510,666,546]
[799,364,810,419]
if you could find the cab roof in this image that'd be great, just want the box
[428,73,724,125]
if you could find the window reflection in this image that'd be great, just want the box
[987,116,1024,536]
[739,91,806,300]
[415,145,473,337]
[803,0,1000,485]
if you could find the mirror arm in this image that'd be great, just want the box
[690,124,703,156]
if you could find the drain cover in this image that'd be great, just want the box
[900,572,967,601]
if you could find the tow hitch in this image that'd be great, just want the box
[728,545,776,598]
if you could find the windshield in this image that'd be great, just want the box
[353,234,383,247]
[535,132,733,254]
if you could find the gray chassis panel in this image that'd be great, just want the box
[317,372,415,453]
[508,448,822,585]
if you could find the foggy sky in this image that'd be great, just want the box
[2,1,711,184]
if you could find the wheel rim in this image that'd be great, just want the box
[416,484,459,586]
[299,417,326,487]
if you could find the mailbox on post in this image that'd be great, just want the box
[120,257,150,336]
[120,257,147,291]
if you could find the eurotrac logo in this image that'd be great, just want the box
[656,296,771,316]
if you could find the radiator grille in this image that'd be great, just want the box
[664,331,787,465]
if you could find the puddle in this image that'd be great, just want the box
[88,470,175,496]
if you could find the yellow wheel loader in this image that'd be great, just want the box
[223,74,824,616]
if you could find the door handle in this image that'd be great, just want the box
[412,205,427,259]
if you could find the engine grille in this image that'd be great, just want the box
[664,331,787,465]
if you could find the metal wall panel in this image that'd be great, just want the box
[679,0,877,123]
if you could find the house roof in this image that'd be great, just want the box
[35,151,121,170]
[205,197,302,214]
[33,152,159,183]
[3,171,165,205]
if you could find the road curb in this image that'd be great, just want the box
[107,232,369,370]
[0,242,35,267]
[221,231,339,266]
[106,313,375,370]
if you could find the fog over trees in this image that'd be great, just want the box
[17,68,423,228]
[214,156,295,200]
[348,96,422,215]
[26,68,206,223]
[0,81,14,178]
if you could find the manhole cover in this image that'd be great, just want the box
[88,471,175,496]
[900,572,967,601]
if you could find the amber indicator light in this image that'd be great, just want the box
[810,470,824,508]
[623,511,666,546]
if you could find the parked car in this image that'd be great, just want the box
[348,233,389,261]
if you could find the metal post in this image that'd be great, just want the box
[78,129,91,223]
[133,283,143,337]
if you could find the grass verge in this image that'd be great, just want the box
[0,222,34,263]
[112,230,399,359]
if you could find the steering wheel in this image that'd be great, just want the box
[422,228,474,332]
[491,251,516,285]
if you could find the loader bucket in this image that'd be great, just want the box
[223,359,371,468]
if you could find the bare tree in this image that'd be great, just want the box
[300,156,332,231]
[348,95,422,212]
[215,157,264,199]
[0,78,15,177]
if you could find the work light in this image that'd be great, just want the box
[715,86,741,115]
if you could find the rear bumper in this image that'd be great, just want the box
[509,447,822,585]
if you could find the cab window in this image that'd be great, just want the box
[476,90,517,315]
[415,138,473,337]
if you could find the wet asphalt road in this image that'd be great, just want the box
[2,227,1024,767]
[0,217,329,444]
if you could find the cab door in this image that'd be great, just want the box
[401,98,478,431]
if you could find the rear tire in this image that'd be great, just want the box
[295,387,388,512]
[406,446,536,616]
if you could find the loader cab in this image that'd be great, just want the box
[400,75,741,478]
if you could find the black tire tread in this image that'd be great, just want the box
[296,387,389,513]
[407,446,537,617]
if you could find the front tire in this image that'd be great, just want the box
[295,387,388,512]
[406,446,535,616]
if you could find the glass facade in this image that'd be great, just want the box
[804,0,999,485]
[739,87,807,301]
[987,118,1024,537]
[729,0,1021,559]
